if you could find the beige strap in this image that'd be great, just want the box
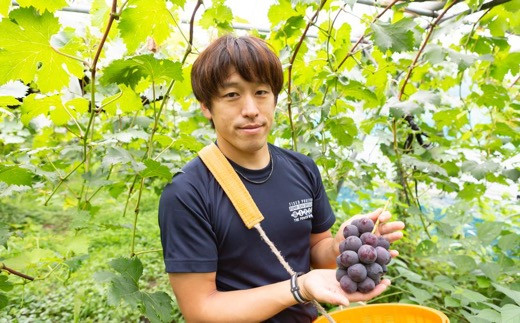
[198,143,264,229]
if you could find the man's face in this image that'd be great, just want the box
[201,69,276,158]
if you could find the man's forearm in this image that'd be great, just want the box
[310,237,338,269]
[179,279,299,322]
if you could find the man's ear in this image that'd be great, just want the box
[200,103,212,120]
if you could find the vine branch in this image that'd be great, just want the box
[398,0,457,101]
[286,0,328,151]
[335,0,399,72]
[1,263,34,281]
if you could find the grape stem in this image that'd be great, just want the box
[372,198,392,235]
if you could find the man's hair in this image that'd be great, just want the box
[191,34,283,108]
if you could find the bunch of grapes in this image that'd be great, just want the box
[336,217,392,293]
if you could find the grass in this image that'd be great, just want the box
[0,190,182,322]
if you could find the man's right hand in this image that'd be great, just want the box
[298,269,391,307]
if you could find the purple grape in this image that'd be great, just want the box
[343,224,359,238]
[356,218,374,234]
[350,218,362,228]
[358,277,375,293]
[343,236,362,252]
[358,245,377,264]
[360,232,378,247]
[347,263,367,283]
[336,268,348,282]
[372,273,381,285]
[375,246,391,266]
[339,250,359,267]
[382,264,387,273]
[366,263,383,281]
[340,275,357,293]
[377,236,390,249]
[336,255,344,268]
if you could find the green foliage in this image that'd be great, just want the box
[0,0,519,322]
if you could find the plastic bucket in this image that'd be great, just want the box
[313,303,449,323]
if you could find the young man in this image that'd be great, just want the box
[159,35,405,322]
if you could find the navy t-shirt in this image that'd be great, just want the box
[158,143,336,322]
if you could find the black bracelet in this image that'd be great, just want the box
[290,272,310,304]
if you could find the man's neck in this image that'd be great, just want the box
[216,139,270,170]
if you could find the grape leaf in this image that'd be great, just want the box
[371,18,416,52]
[118,0,173,53]
[140,159,172,180]
[199,0,233,31]
[498,233,520,250]
[0,8,84,93]
[0,275,12,292]
[0,223,11,248]
[0,293,7,310]
[0,96,20,107]
[103,257,174,323]
[458,183,486,200]
[461,160,500,180]
[20,94,71,126]
[100,55,183,89]
[477,222,503,245]
[452,255,476,273]
[0,165,34,186]
[493,284,520,306]
[102,85,143,116]
[0,0,9,17]
[480,262,501,281]
[16,0,67,13]
[501,304,520,321]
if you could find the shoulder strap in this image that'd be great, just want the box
[198,143,264,229]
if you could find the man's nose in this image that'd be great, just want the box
[241,94,259,118]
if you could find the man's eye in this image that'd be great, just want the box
[224,92,239,98]
[256,90,269,95]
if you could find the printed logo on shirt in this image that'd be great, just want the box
[288,198,313,222]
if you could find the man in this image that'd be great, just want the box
[159,34,405,322]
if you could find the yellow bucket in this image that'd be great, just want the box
[313,303,449,323]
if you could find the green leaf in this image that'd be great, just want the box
[0,0,10,17]
[406,283,432,303]
[199,0,233,31]
[0,96,20,107]
[371,18,416,52]
[327,116,357,146]
[457,182,486,201]
[501,304,520,322]
[454,288,489,304]
[102,85,143,116]
[475,309,501,322]
[433,108,468,129]
[400,155,448,177]
[0,165,34,186]
[480,262,501,281]
[101,147,141,170]
[461,160,500,180]
[0,293,7,310]
[100,55,183,89]
[0,8,84,92]
[20,94,70,126]
[140,159,172,180]
[477,222,503,245]
[0,223,11,248]
[141,291,174,323]
[0,275,13,292]
[119,0,173,53]
[493,284,520,306]
[444,296,459,307]
[339,80,379,108]
[268,0,294,27]
[423,44,446,64]
[16,0,67,13]
[498,233,520,250]
[103,257,174,323]
[451,255,476,273]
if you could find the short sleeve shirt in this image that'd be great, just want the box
[159,144,336,322]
